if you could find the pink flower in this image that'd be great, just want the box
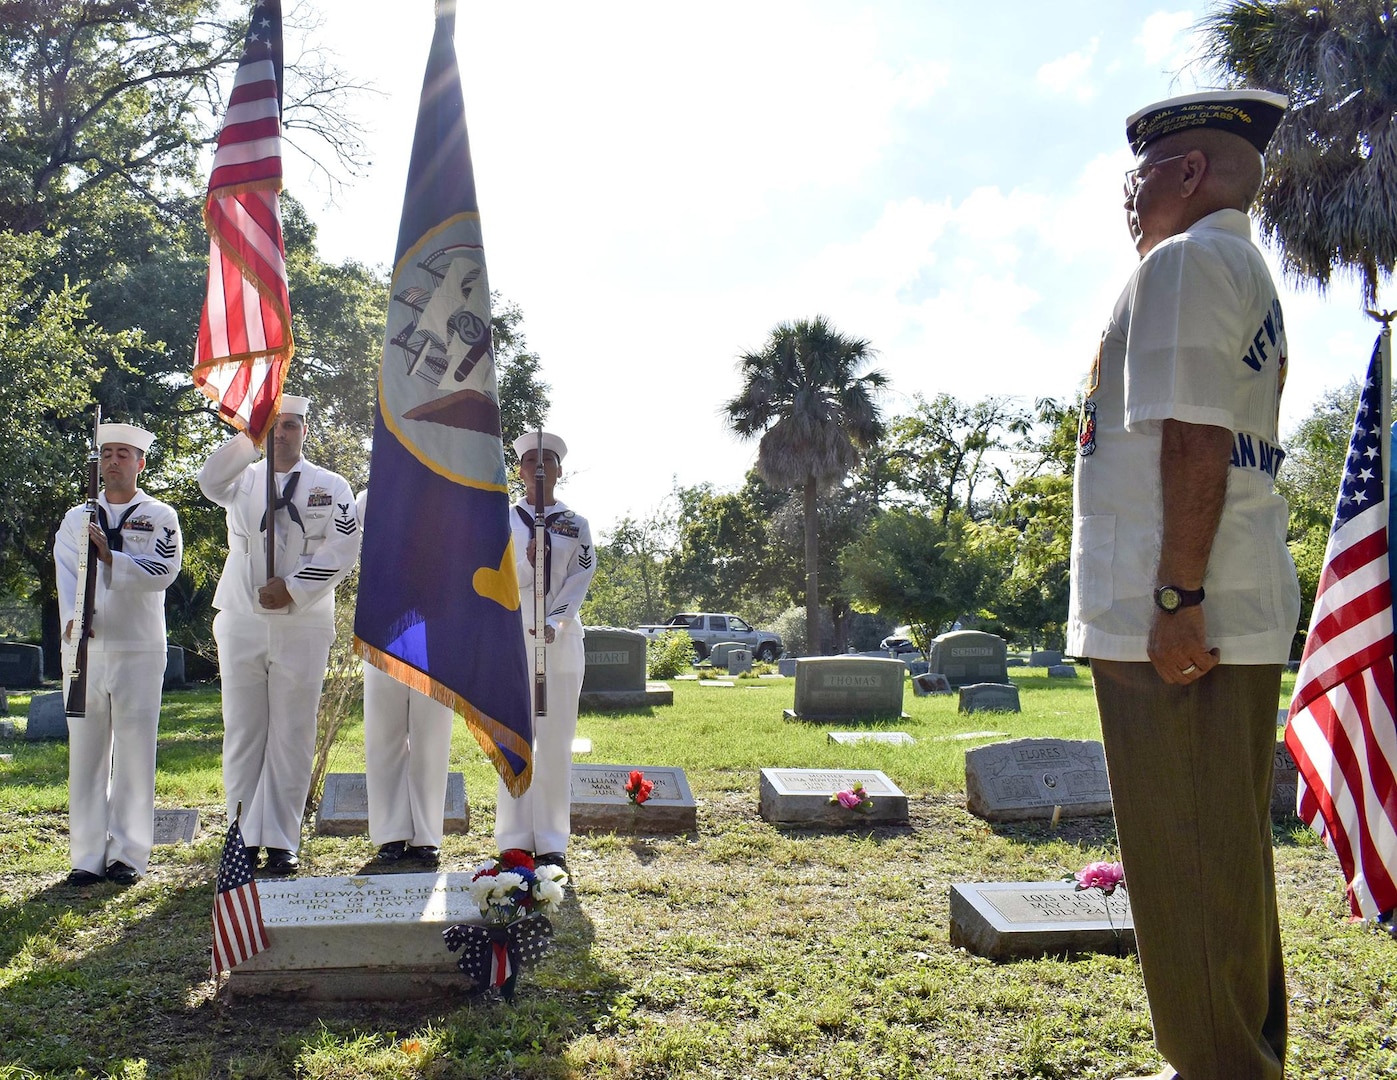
[1074,860,1125,895]
[836,790,862,809]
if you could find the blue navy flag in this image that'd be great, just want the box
[354,1,532,795]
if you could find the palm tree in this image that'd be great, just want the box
[1200,0,1397,304]
[725,316,887,653]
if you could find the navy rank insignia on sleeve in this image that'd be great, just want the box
[334,503,358,535]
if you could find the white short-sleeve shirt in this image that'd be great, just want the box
[1067,209,1300,663]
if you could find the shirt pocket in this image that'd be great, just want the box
[1071,514,1115,624]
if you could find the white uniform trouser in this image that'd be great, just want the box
[495,628,584,855]
[62,649,163,875]
[214,610,334,852]
[363,663,454,847]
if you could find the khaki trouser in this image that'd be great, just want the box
[1092,660,1287,1080]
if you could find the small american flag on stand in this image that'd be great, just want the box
[212,816,268,976]
[193,0,293,446]
[1286,332,1397,919]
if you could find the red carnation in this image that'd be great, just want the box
[625,769,655,805]
[499,848,536,871]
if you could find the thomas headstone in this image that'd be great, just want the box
[0,642,43,689]
[163,644,185,689]
[227,871,485,998]
[958,682,1021,714]
[315,772,469,836]
[928,631,1009,688]
[950,881,1135,960]
[758,767,908,827]
[784,657,906,722]
[570,764,696,834]
[965,738,1112,822]
[827,731,915,746]
[24,692,67,740]
[1272,740,1298,820]
[153,808,199,845]
[911,671,952,696]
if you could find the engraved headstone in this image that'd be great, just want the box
[725,647,753,675]
[827,731,915,746]
[785,657,906,721]
[1047,664,1079,678]
[958,682,1021,714]
[570,764,697,834]
[0,642,43,689]
[950,881,1135,960]
[965,738,1112,822]
[928,631,1009,688]
[315,772,469,836]
[777,658,797,677]
[228,871,485,998]
[582,627,647,692]
[163,644,185,689]
[911,671,952,696]
[758,767,908,827]
[1028,650,1063,667]
[1272,740,1298,820]
[153,808,199,845]
[24,691,67,740]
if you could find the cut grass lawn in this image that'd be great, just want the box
[0,669,1393,1079]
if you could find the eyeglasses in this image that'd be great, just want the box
[1123,154,1187,196]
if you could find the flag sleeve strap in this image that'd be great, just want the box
[198,433,260,507]
[282,474,361,607]
[545,517,595,628]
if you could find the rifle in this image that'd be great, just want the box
[65,405,101,720]
[532,431,547,717]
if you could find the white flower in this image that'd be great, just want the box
[533,876,565,908]
[492,871,526,897]
[467,873,497,911]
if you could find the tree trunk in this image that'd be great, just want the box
[803,475,821,654]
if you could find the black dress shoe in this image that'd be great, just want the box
[535,851,569,876]
[105,861,139,885]
[375,841,407,862]
[244,846,261,868]
[405,844,440,865]
[264,848,299,874]
[65,868,104,886]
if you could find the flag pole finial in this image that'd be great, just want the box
[1366,308,1396,330]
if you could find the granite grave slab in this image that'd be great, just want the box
[758,767,908,827]
[153,808,200,845]
[958,682,1021,714]
[965,738,1112,822]
[827,731,915,746]
[1272,740,1298,820]
[1028,650,1063,667]
[911,671,952,696]
[24,691,67,740]
[1046,664,1079,678]
[929,630,1009,688]
[163,644,185,689]
[950,881,1135,960]
[315,772,469,836]
[0,642,43,689]
[785,657,906,722]
[570,764,697,834]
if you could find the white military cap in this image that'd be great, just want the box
[512,431,567,463]
[96,423,155,454]
[279,394,311,417]
[1127,89,1288,156]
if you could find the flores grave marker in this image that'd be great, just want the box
[965,738,1112,822]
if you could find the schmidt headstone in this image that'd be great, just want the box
[928,631,1009,688]
[227,871,485,999]
[784,657,906,721]
[758,767,908,827]
[965,738,1112,822]
[25,691,67,740]
[315,772,469,836]
[580,627,673,709]
[570,763,696,834]
[0,642,43,689]
[958,682,1021,714]
[950,881,1135,960]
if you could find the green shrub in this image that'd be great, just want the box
[647,630,694,678]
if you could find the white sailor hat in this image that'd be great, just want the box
[512,431,567,463]
[96,423,155,454]
[279,394,311,417]
[1127,89,1288,156]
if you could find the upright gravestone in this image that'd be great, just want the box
[726,647,753,676]
[928,631,1009,688]
[950,881,1135,960]
[912,671,952,696]
[758,767,909,827]
[965,738,1112,822]
[1046,664,1078,679]
[958,682,1021,714]
[570,763,697,834]
[0,642,44,689]
[163,644,186,690]
[315,773,469,836]
[24,691,67,740]
[1272,740,1299,821]
[580,627,673,709]
[228,871,484,999]
[784,657,906,722]
[1027,650,1063,668]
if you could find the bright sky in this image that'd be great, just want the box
[281,1,1385,537]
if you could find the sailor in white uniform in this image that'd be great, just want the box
[56,422,182,886]
[198,396,360,874]
[356,487,455,865]
[495,431,596,874]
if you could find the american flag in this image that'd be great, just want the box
[1286,333,1397,918]
[193,0,293,447]
[212,817,268,975]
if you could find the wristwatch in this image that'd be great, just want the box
[1154,585,1205,613]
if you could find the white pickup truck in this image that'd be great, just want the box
[637,613,784,662]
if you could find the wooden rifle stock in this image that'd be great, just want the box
[65,405,101,719]
[532,431,547,717]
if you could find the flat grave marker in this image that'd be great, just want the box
[315,772,469,836]
[950,881,1135,960]
[827,731,915,746]
[758,767,908,827]
[570,764,697,834]
[153,808,199,845]
[965,738,1112,822]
